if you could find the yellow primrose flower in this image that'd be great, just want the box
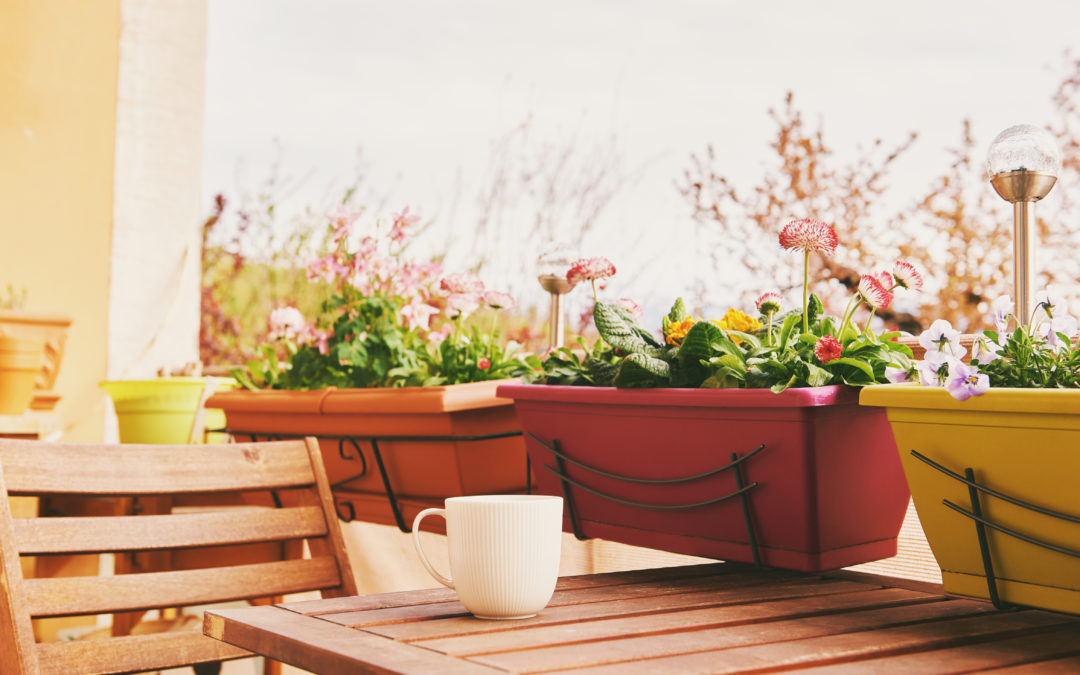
[712,308,763,333]
[665,315,698,345]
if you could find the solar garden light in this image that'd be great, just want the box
[987,124,1061,324]
[536,243,577,349]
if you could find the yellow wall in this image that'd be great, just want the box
[0,1,121,441]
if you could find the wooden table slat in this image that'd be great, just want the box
[791,625,1080,674]
[204,605,502,675]
[417,587,941,657]
[537,609,1080,675]
[333,570,840,631]
[201,563,1080,675]
[369,578,886,642]
[278,562,744,616]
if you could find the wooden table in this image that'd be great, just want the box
[205,562,1080,674]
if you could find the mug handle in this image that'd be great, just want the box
[412,507,454,589]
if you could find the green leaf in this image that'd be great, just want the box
[613,353,672,388]
[777,313,801,350]
[595,302,663,356]
[678,321,724,363]
[805,361,833,387]
[807,293,824,324]
[828,356,876,383]
[667,297,688,324]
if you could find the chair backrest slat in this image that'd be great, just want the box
[0,437,358,674]
[36,627,252,675]
[14,505,328,554]
[0,441,316,494]
[24,557,344,617]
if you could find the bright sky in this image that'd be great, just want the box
[202,0,1080,318]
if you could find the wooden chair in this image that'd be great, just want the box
[0,437,358,674]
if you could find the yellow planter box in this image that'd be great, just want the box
[860,384,1080,614]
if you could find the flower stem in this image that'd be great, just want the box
[590,279,599,303]
[802,250,810,333]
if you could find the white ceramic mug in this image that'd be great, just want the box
[412,494,563,620]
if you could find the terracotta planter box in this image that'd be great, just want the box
[496,383,909,572]
[861,384,1080,615]
[205,380,531,531]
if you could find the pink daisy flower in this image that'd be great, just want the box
[858,274,893,310]
[440,272,485,295]
[814,335,843,364]
[755,291,783,314]
[778,219,838,255]
[615,297,643,318]
[892,261,924,292]
[446,292,480,317]
[566,257,616,288]
[483,290,515,310]
[267,307,306,340]
[477,357,491,370]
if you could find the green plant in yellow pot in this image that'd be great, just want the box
[861,290,1080,614]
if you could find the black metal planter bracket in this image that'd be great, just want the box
[910,449,1080,611]
[526,433,765,567]
[220,428,526,532]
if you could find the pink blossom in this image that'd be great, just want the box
[477,357,491,370]
[484,290,515,310]
[426,323,452,345]
[329,206,360,243]
[858,274,893,310]
[306,255,348,283]
[892,261,924,292]
[310,328,333,355]
[755,292,783,314]
[616,297,642,318]
[778,219,838,255]
[440,272,485,295]
[566,257,616,287]
[877,271,894,289]
[446,292,480,317]
[390,206,419,244]
[267,307,306,340]
[813,334,843,364]
[400,301,440,331]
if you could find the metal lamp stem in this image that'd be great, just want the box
[548,293,564,349]
[1013,200,1035,325]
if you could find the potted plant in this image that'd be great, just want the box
[861,293,1080,614]
[0,290,73,411]
[498,219,920,572]
[206,207,539,531]
[100,363,235,445]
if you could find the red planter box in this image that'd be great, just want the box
[497,383,909,572]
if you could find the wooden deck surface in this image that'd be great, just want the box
[205,562,1080,674]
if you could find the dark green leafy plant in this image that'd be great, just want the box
[535,220,919,392]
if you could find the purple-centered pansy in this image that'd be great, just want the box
[884,366,911,383]
[1037,314,1079,350]
[991,295,1013,334]
[919,319,965,359]
[970,334,1004,364]
[945,360,990,401]
[1035,287,1068,321]
[916,351,952,387]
